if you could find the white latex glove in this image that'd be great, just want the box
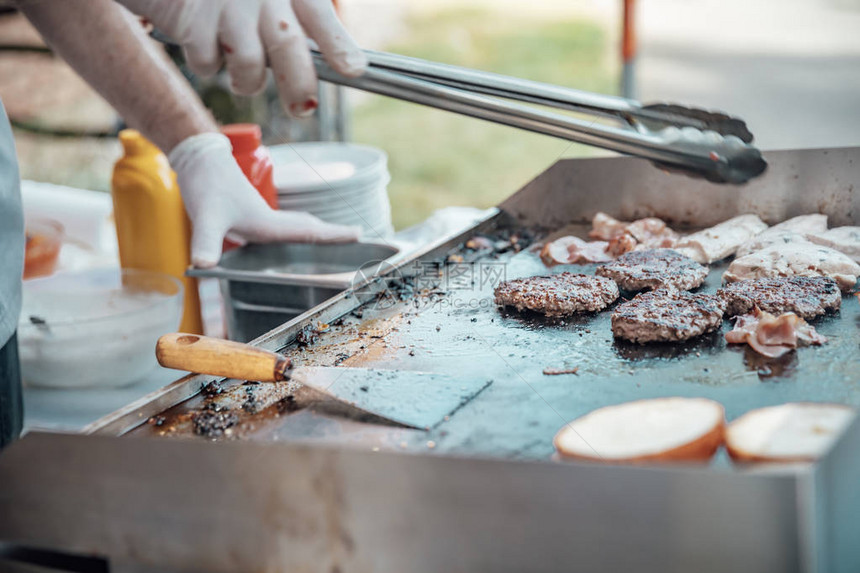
[118,0,367,116]
[169,133,361,268]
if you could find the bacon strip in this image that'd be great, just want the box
[589,212,629,241]
[540,236,613,266]
[725,307,827,357]
[591,212,679,256]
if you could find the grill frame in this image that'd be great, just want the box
[2,146,857,572]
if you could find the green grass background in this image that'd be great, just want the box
[352,8,616,229]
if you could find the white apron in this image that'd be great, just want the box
[0,99,24,347]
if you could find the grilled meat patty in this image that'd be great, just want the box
[596,249,708,291]
[718,276,841,320]
[494,272,619,317]
[611,289,726,343]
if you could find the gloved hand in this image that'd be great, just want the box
[169,133,361,268]
[117,0,367,116]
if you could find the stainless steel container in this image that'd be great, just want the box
[188,241,400,341]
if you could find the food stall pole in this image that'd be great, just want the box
[621,0,637,99]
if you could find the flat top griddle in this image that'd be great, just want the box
[15,148,857,573]
[132,223,860,462]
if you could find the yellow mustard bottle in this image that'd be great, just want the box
[112,129,203,334]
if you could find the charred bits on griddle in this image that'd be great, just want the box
[241,386,261,414]
[276,395,299,415]
[333,352,350,366]
[200,380,224,397]
[202,401,228,412]
[485,227,538,256]
[295,321,332,349]
[379,275,417,304]
[295,324,320,347]
[191,409,238,438]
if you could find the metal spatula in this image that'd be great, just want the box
[156,333,490,430]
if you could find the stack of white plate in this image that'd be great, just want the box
[270,143,394,240]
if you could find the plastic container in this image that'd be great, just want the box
[111,129,203,334]
[23,218,64,279]
[222,124,278,209]
[17,269,183,388]
[21,180,114,253]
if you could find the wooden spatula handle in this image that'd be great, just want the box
[156,333,292,382]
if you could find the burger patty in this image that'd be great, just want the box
[718,276,841,320]
[596,249,708,291]
[611,289,727,343]
[494,272,619,317]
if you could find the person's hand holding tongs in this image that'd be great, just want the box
[130,1,764,185]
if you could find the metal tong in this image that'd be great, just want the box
[312,49,767,184]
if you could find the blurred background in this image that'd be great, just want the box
[2,0,859,230]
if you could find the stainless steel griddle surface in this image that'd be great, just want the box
[132,225,860,461]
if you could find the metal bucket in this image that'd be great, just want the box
[188,242,400,341]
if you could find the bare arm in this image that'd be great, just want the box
[17,0,217,152]
[16,0,361,265]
